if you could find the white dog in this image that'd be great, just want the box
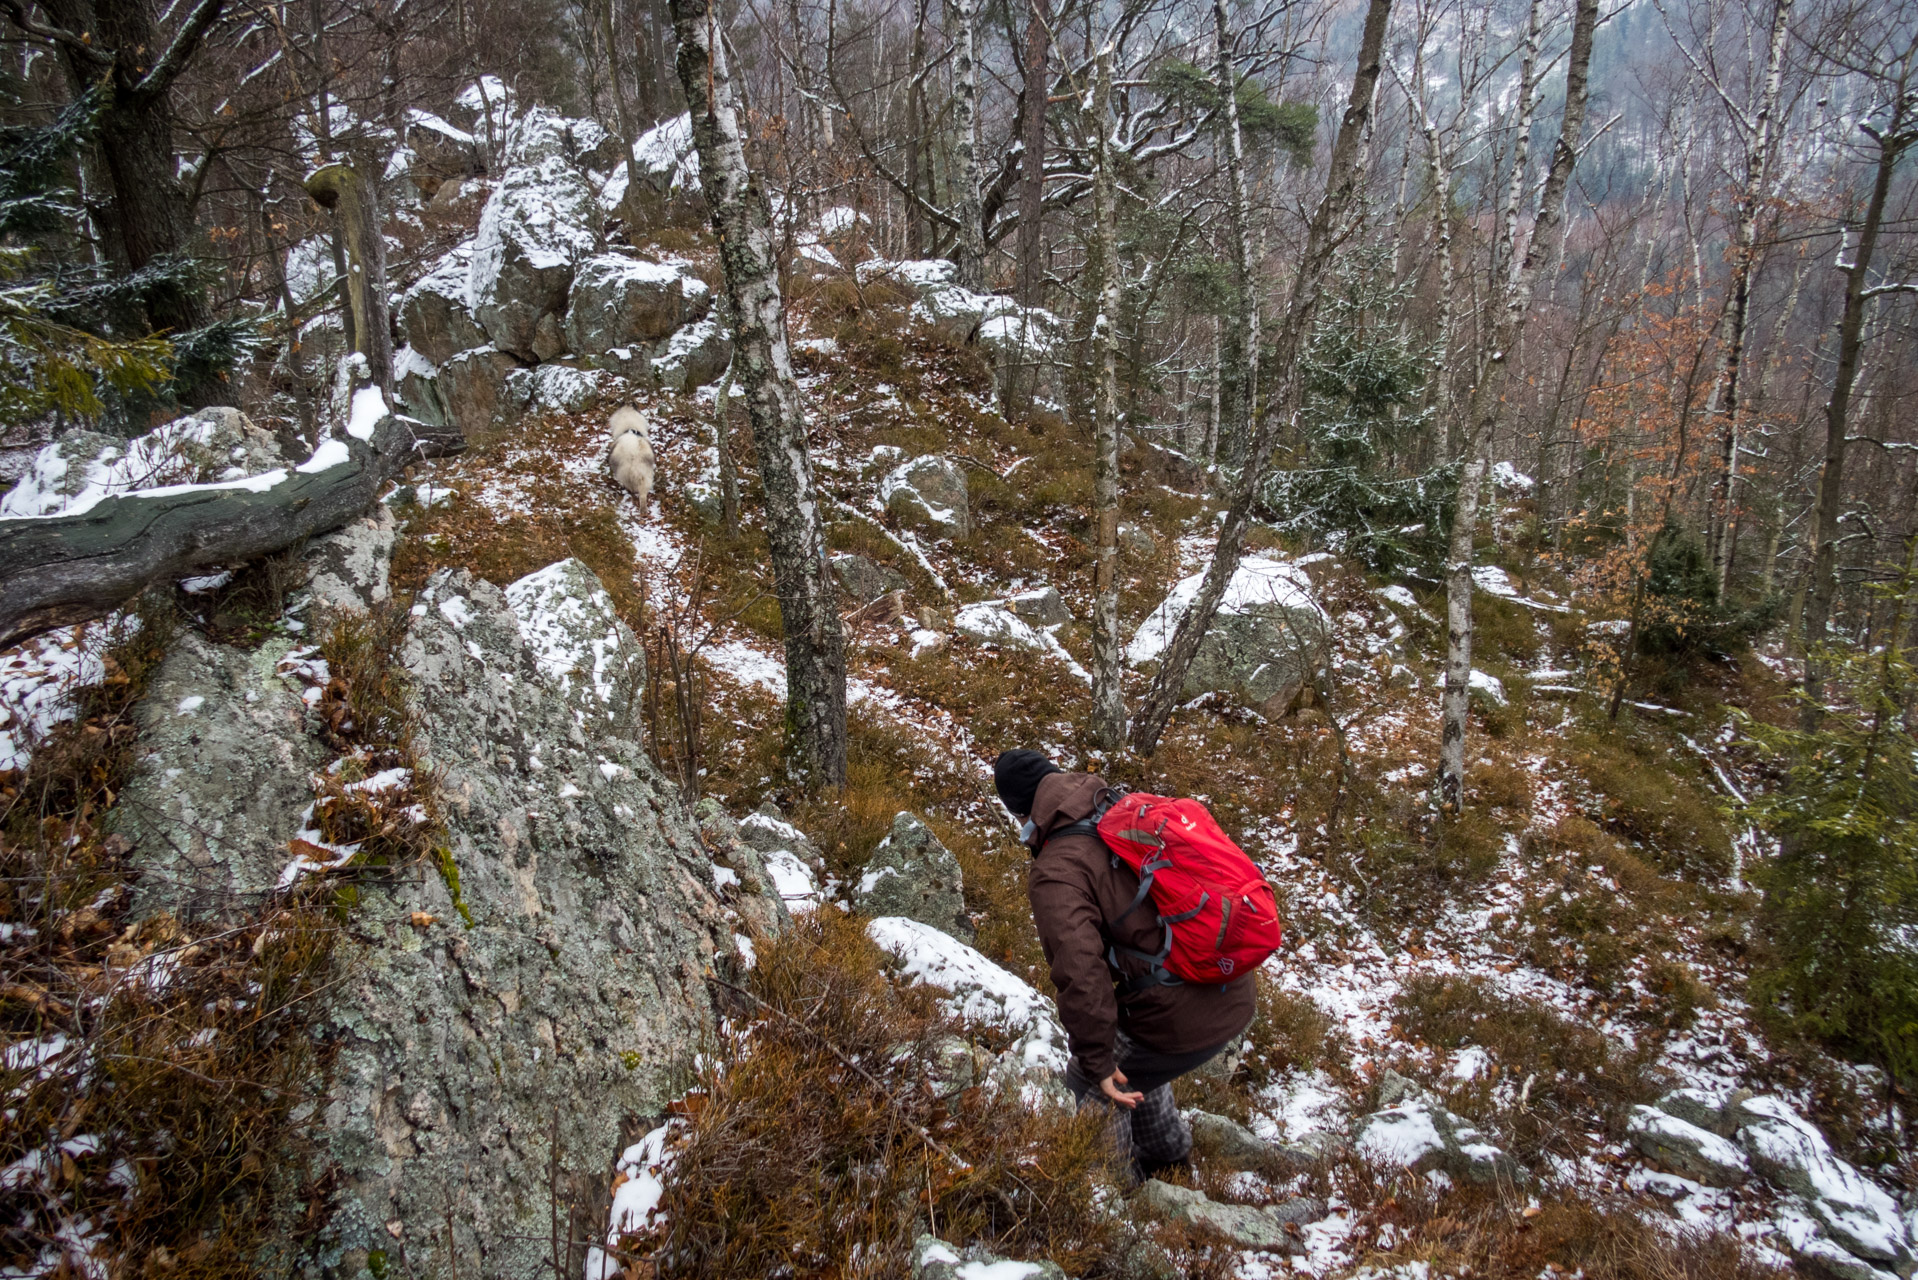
[607,404,656,513]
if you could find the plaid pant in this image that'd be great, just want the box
[1080,1081,1192,1169]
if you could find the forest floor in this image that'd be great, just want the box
[379,240,1911,1277]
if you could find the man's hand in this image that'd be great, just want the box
[1100,1069,1145,1109]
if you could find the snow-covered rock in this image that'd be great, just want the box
[1468,669,1508,709]
[610,112,701,227]
[1126,556,1331,710]
[1627,1105,1750,1188]
[690,799,792,939]
[651,314,732,391]
[881,456,970,537]
[1,409,284,518]
[469,107,602,359]
[911,1234,1065,1280]
[506,363,609,415]
[404,109,479,182]
[853,812,971,942]
[399,244,487,365]
[302,503,397,614]
[1735,1097,1911,1270]
[738,805,827,915]
[504,558,645,734]
[565,254,712,357]
[1006,586,1071,628]
[1657,1087,1736,1137]
[1186,1109,1316,1173]
[1118,521,1158,558]
[1353,1072,1521,1187]
[954,603,1048,652]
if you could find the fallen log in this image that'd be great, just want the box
[0,408,416,650]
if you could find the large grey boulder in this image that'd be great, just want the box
[311,567,732,1280]
[650,314,732,391]
[1656,1087,1735,1137]
[113,633,330,919]
[504,363,610,416]
[1627,1105,1749,1188]
[564,254,711,356]
[854,812,971,942]
[436,347,524,442]
[954,603,1050,653]
[403,110,479,184]
[399,247,488,366]
[1127,555,1330,711]
[912,1234,1065,1280]
[1186,1109,1316,1174]
[501,557,645,734]
[469,108,601,359]
[881,456,970,538]
[0,430,123,517]
[738,805,827,914]
[1133,1180,1308,1253]
[616,112,703,229]
[1007,586,1071,628]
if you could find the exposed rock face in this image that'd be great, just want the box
[1733,1097,1912,1273]
[853,812,971,942]
[1006,587,1071,628]
[565,255,712,356]
[399,247,488,366]
[954,604,1050,653]
[500,558,644,734]
[1127,556,1330,711]
[435,348,524,442]
[469,109,602,359]
[113,633,328,919]
[1133,1180,1309,1253]
[1352,1071,1522,1187]
[1186,1109,1315,1174]
[404,110,480,184]
[616,112,702,230]
[1627,1105,1749,1188]
[650,314,731,391]
[302,504,398,614]
[307,566,732,1280]
[831,553,909,604]
[690,799,790,939]
[1118,522,1157,558]
[881,456,970,538]
[505,363,610,416]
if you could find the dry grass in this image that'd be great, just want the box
[630,912,1132,1278]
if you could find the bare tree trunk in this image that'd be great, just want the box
[1708,0,1794,590]
[1130,0,1394,757]
[306,163,394,396]
[1802,97,1915,728]
[951,0,986,289]
[1438,0,1601,814]
[1088,51,1125,750]
[1017,0,1050,307]
[668,0,849,788]
[1211,0,1258,468]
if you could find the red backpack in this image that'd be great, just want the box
[1049,790,1283,990]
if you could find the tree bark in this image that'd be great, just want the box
[1088,51,1125,751]
[1438,0,1601,813]
[950,0,987,290]
[1211,0,1258,468]
[1707,0,1794,590]
[0,411,415,650]
[1801,99,1914,727]
[668,0,849,789]
[305,163,394,396]
[1016,0,1050,308]
[1129,0,1394,757]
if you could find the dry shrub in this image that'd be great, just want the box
[0,606,341,1279]
[1339,1173,1783,1280]
[1566,727,1733,880]
[1395,974,1658,1159]
[638,912,1128,1277]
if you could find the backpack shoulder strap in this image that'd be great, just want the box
[1035,786,1119,851]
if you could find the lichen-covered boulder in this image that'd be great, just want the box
[1127,555,1330,711]
[302,504,397,614]
[1133,1180,1307,1253]
[691,799,790,940]
[564,254,712,356]
[1353,1071,1522,1187]
[504,363,609,416]
[854,812,970,941]
[501,558,644,734]
[881,456,970,538]
[1,410,285,518]
[1006,586,1071,628]
[304,567,733,1280]
[1735,1097,1911,1271]
[651,314,731,391]
[112,633,329,919]
[469,108,601,359]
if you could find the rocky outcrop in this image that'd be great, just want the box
[564,254,711,356]
[1627,1105,1749,1188]
[651,314,732,391]
[398,248,488,366]
[469,109,602,359]
[1,409,287,518]
[881,456,970,537]
[853,812,971,941]
[831,553,909,604]
[1127,555,1330,711]
[434,348,525,441]
[1134,1180,1314,1253]
[1006,586,1072,628]
[301,504,398,614]
[1186,1109,1317,1175]
[912,1234,1065,1280]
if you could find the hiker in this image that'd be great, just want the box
[995,749,1263,1181]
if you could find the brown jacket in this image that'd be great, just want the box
[1026,772,1257,1081]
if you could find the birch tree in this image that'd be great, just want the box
[1088,49,1126,749]
[1437,0,1602,814]
[668,0,850,788]
[1130,0,1396,757]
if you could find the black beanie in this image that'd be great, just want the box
[994,749,1060,817]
